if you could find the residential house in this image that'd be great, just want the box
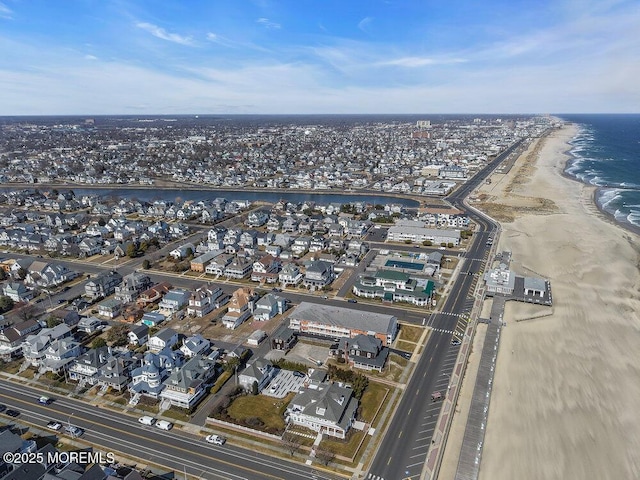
[127,324,149,346]
[278,263,303,287]
[47,309,80,327]
[352,270,435,307]
[114,272,153,303]
[286,381,358,439]
[95,352,135,392]
[180,334,211,358]
[141,311,166,327]
[68,346,112,385]
[137,281,171,307]
[0,319,40,360]
[97,298,123,319]
[24,261,78,288]
[302,261,334,290]
[270,327,297,352]
[221,287,256,329]
[159,355,217,409]
[129,348,184,399]
[3,282,34,303]
[331,334,389,372]
[147,328,179,353]
[38,337,83,374]
[158,289,191,317]
[238,357,276,393]
[224,257,252,279]
[251,254,281,283]
[190,250,221,273]
[76,316,103,334]
[169,243,195,260]
[205,254,233,276]
[85,270,123,300]
[253,294,288,321]
[187,284,227,317]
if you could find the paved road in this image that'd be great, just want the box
[0,382,342,480]
[366,140,523,480]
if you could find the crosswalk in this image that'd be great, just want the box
[368,474,385,480]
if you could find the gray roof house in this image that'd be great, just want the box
[159,354,218,409]
[238,357,276,393]
[286,381,358,439]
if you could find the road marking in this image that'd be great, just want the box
[387,456,393,465]
[398,430,403,438]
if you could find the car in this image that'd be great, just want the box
[322,295,328,299]
[46,421,62,431]
[205,434,226,446]
[347,299,357,303]
[269,383,279,393]
[0,404,6,413]
[271,287,282,292]
[64,425,83,437]
[292,371,305,378]
[138,416,156,426]
[5,409,20,417]
[38,396,52,405]
[439,246,446,250]
[451,339,461,346]
[155,420,173,431]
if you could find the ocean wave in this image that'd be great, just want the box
[628,211,640,227]
[597,189,623,211]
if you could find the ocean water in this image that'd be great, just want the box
[560,114,640,229]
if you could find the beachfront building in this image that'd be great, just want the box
[352,270,435,307]
[386,226,460,246]
[524,277,547,297]
[288,302,398,346]
[484,263,515,295]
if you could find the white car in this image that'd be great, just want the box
[205,434,226,445]
[155,420,173,431]
[46,420,62,431]
[138,416,156,426]
[269,383,279,393]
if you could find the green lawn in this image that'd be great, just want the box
[320,430,366,460]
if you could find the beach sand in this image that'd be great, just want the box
[473,124,640,480]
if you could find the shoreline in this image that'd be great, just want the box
[477,123,640,480]
[558,124,640,237]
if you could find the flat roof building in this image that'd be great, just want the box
[288,302,397,346]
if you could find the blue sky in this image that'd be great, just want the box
[0,0,638,114]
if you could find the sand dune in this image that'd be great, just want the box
[478,125,640,480]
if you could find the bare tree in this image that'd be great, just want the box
[315,449,335,466]
[281,432,302,456]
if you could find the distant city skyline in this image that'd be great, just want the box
[0,0,637,115]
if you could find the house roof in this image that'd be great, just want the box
[289,302,397,336]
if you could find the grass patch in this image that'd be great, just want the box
[359,382,388,424]
[320,430,365,459]
[398,324,424,343]
[18,369,35,379]
[394,340,415,352]
[226,392,293,431]
[2,361,21,374]
[390,352,409,367]
[162,408,190,422]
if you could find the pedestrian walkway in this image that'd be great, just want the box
[306,431,324,465]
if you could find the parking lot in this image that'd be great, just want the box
[262,369,306,398]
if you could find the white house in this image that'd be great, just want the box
[147,328,179,353]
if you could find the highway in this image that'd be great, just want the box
[0,382,342,480]
[366,140,524,480]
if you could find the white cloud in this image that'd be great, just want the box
[358,17,373,32]
[0,2,13,19]
[136,22,194,46]
[377,56,467,67]
[206,32,218,41]
[256,18,281,29]
[84,54,98,61]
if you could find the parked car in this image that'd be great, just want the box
[64,425,83,437]
[5,409,20,417]
[269,383,279,393]
[205,434,226,446]
[155,420,173,431]
[347,299,357,303]
[451,339,461,346]
[46,421,62,431]
[138,416,156,426]
[0,404,6,413]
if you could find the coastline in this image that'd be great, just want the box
[558,125,640,237]
[474,123,640,480]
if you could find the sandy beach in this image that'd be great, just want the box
[469,124,640,480]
